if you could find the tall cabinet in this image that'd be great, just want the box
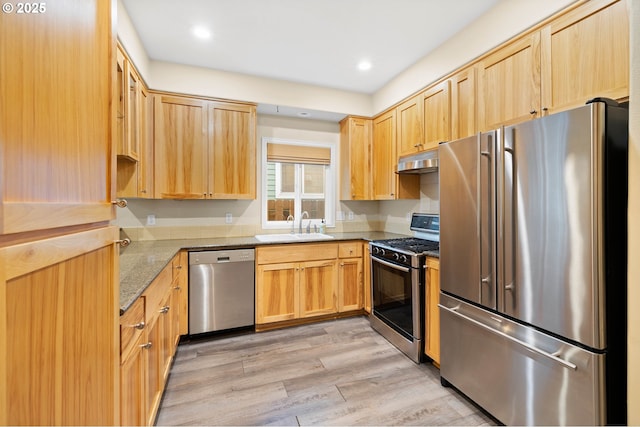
[0,0,120,425]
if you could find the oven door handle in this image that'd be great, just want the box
[372,257,411,273]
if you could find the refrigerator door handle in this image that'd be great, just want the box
[438,304,578,371]
[501,133,516,309]
[479,132,497,308]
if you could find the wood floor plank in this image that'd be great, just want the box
[156,316,496,426]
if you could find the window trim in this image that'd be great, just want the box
[261,137,335,230]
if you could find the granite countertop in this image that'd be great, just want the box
[119,231,416,314]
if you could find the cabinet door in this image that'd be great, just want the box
[338,257,363,312]
[540,0,628,114]
[372,110,397,200]
[299,260,338,318]
[0,227,119,425]
[120,333,147,426]
[451,66,477,140]
[210,102,256,199]
[422,80,451,151]
[176,251,189,336]
[122,62,141,161]
[363,243,371,314]
[256,263,299,324]
[339,117,372,200]
[478,32,541,131]
[145,314,162,427]
[396,95,424,157]
[158,291,173,383]
[425,258,440,364]
[137,85,154,198]
[0,0,115,235]
[154,95,209,199]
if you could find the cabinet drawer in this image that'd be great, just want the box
[143,263,173,323]
[120,296,145,358]
[257,243,338,264]
[338,241,362,258]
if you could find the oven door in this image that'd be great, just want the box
[370,255,421,341]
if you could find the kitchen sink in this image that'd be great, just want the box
[254,233,334,243]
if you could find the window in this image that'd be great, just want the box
[262,138,335,229]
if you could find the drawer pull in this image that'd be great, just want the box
[159,306,170,314]
[112,199,128,208]
[140,342,152,350]
[132,321,145,330]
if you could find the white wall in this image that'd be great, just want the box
[627,0,639,423]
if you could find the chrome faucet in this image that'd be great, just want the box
[286,214,295,234]
[299,211,309,234]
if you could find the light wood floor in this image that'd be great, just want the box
[156,316,496,426]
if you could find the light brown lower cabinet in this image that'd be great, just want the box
[0,227,120,426]
[424,257,440,365]
[256,242,365,327]
[120,250,187,426]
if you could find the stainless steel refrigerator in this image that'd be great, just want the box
[438,99,628,426]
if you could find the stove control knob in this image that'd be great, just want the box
[374,247,380,255]
[401,255,408,263]
[380,248,385,256]
[393,253,400,261]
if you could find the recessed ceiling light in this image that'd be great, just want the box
[357,60,372,71]
[192,26,212,40]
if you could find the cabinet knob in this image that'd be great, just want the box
[140,342,152,350]
[159,306,170,314]
[131,321,145,330]
[529,110,537,115]
[112,199,128,208]
[174,286,181,291]
[116,238,131,248]
[176,265,183,270]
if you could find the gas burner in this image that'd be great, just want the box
[373,237,439,255]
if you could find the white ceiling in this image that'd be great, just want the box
[122,0,500,96]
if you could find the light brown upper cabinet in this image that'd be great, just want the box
[478,0,628,131]
[540,0,628,114]
[451,66,477,140]
[340,116,372,200]
[116,44,140,162]
[478,31,542,131]
[137,85,154,198]
[210,102,256,199]
[422,80,451,151]
[372,110,420,200]
[117,79,154,199]
[154,94,209,199]
[396,94,424,157]
[154,94,256,200]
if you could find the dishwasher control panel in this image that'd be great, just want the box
[189,249,255,264]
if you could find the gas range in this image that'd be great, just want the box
[369,213,439,363]
[370,214,439,269]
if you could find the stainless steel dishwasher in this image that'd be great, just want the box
[189,249,255,334]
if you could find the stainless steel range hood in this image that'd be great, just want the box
[397,149,438,174]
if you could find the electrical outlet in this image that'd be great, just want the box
[336,211,345,221]
[146,214,156,226]
[406,213,411,222]
[225,213,233,224]
[348,211,354,220]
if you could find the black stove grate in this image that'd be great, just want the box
[373,238,439,254]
